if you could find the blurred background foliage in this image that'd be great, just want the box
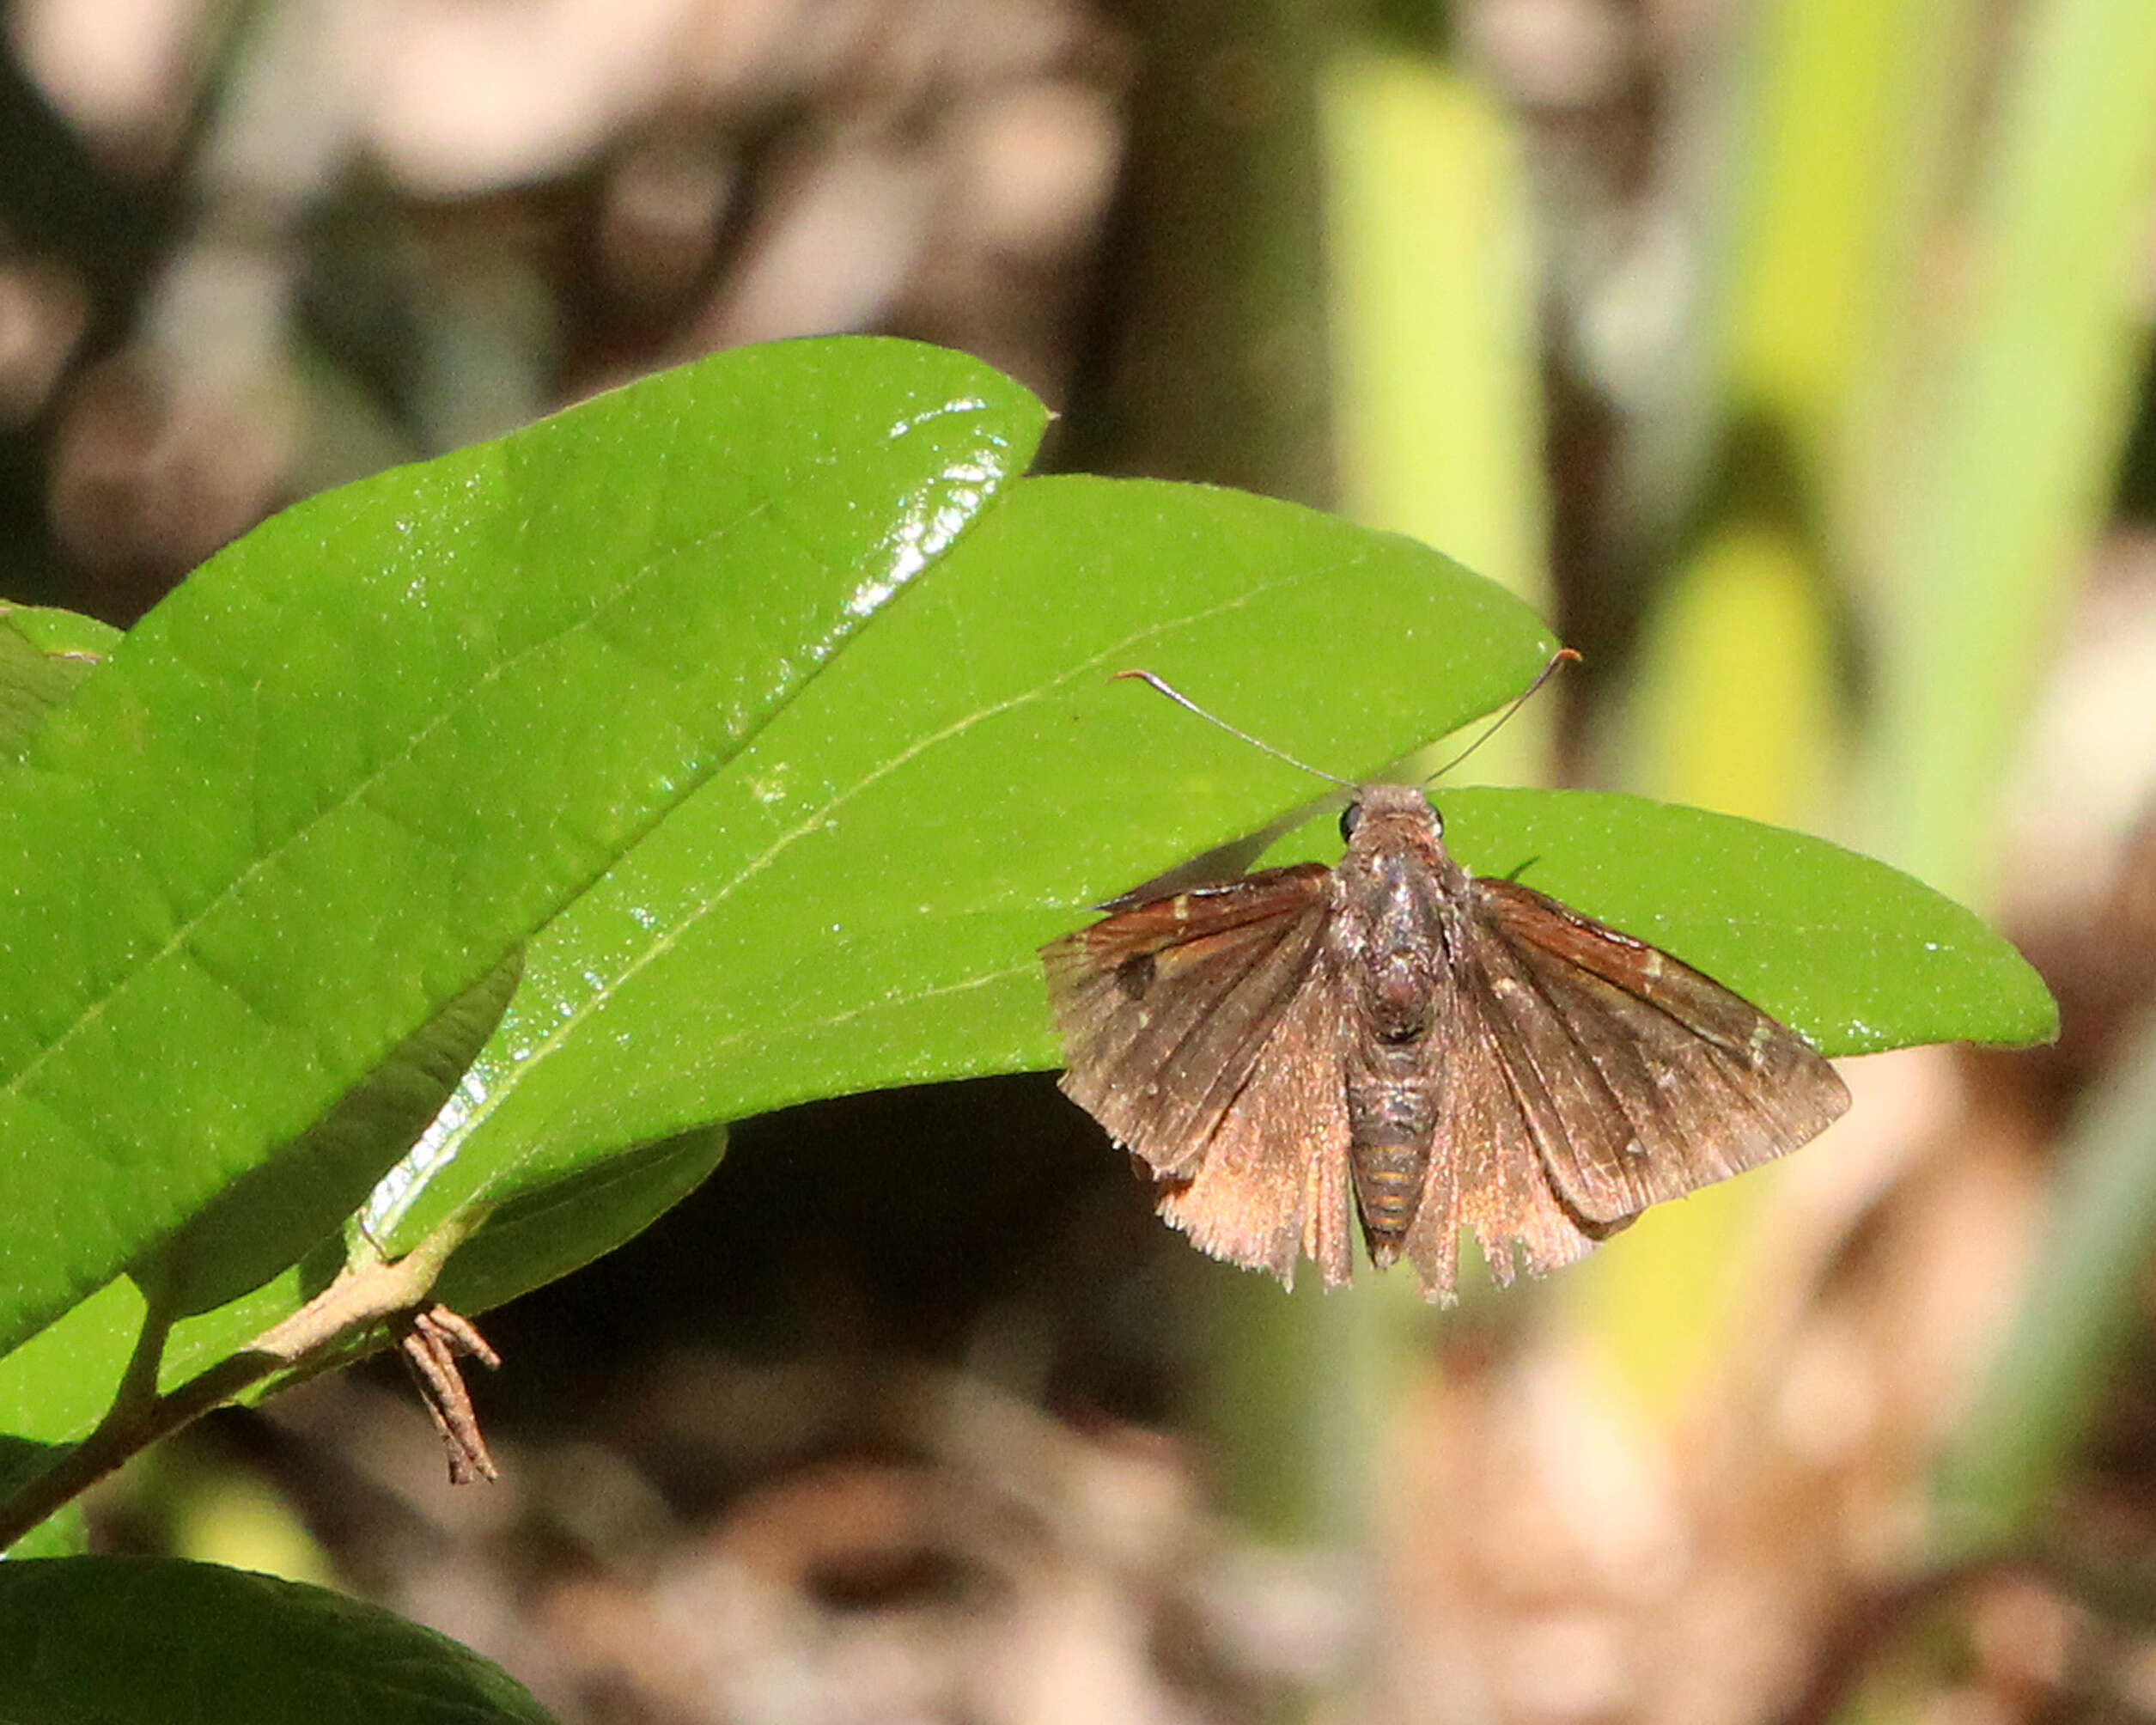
[3,0,2156,1720]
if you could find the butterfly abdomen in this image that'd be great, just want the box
[1343,1028,1443,1256]
[1351,1138,1427,1260]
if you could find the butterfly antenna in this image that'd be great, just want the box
[1114,669,1355,788]
[1423,646,1580,783]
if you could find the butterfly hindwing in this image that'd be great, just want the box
[1468,879,1850,1228]
[1155,957,1356,1289]
[1403,968,1601,1299]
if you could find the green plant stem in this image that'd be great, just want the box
[109,1289,177,1433]
[0,1213,480,1551]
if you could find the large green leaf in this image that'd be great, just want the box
[0,472,1554,1455]
[0,444,2053,1478]
[0,1557,556,1724]
[359,473,1560,1262]
[0,336,1045,1358]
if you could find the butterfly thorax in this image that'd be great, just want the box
[1326,785,1471,1257]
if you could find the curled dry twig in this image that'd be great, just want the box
[396,1303,503,1485]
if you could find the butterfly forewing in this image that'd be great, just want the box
[1471,879,1851,1227]
[1042,865,1335,1178]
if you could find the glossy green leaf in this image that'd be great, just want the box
[362,472,1559,1254]
[0,1557,556,1723]
[0,436,2051,1495]
[1260,785,2056,1055]
[0,336,1045,1360]
[134,947,527,1319]
[0,475,1549,1453]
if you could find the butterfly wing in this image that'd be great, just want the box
[1041,866,1357,1287]
[1398,961,1602,1301]
[1465,878,1850,1228]
[1154,961,1356,1288]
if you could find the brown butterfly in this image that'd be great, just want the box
[1040,679,1850,1301]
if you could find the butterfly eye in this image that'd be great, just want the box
[1338,802,1363,843]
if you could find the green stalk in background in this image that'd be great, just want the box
[1325,53,1550,612]
[1881,0,2156,1591]
[1857,0,2156,909]
[1572,0,1928,1422]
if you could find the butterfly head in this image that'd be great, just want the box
[1338,782,1444,850]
